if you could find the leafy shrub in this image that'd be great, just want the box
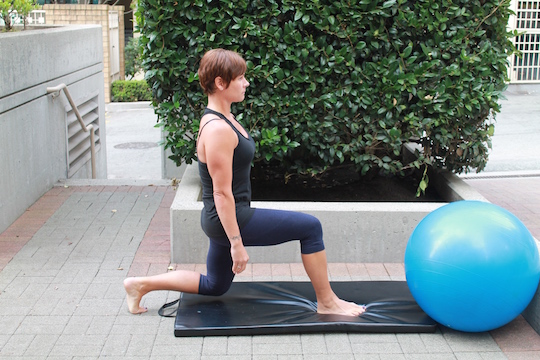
[125,36,143,79]
[136,0,516,190]
[111,80,152,102]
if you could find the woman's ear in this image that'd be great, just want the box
[214,77,225,91]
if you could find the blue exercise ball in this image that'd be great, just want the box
[405,200,540,332]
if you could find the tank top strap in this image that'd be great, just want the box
[198,108,228,141]
[203,108,238,134]
[197,118,221,138]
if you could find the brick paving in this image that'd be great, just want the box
[0,179,539,358]
[465,177,540,240]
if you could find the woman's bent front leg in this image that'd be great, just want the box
[301,250,366,316]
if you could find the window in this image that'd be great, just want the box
[510,1,540,82]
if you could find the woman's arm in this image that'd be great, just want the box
[202,121,250,274]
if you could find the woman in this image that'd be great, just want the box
[123,49,365,317]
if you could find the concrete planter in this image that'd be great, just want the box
[170,162,487,264]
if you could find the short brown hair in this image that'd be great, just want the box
[198,49,247,95]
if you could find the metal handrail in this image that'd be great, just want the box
[47,84,96,179]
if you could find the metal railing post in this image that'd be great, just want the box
[47,84,97,179]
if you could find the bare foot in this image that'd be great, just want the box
[317,296,366,317]
[123,277,148,314]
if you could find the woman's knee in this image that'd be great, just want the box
[307,214,323,234]
[198,274,232,296]
[300,214,325,254]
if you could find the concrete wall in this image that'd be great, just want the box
[0,25,107,234]
[524,274,540,335]
[44,4,125,103]
[162,145,187,180]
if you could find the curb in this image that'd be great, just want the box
[105,101,153,112]
[459,170,540,179]
[55,178,173,187]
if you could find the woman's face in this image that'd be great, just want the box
[223,73,250,102]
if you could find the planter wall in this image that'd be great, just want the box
[0,25,107,234]
[170,163,488,264]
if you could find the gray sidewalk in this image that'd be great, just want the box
[481,86,540,174]
[105,102,162,180]
[1,87,540,359]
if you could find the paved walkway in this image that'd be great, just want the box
[1,177,540,359]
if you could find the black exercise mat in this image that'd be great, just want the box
[173,281,437,336]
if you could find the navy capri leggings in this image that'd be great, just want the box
[198,208,325,296]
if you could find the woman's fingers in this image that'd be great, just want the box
[231,244,249,274]
[233,262,246,274]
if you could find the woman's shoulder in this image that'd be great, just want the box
[199,115,238,146]
[200,114,230,133]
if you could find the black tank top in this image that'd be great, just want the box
[198,108,256,239]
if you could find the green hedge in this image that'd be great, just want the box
[136,0,516,189]
[111,80,152,102]
[124,36,143,79]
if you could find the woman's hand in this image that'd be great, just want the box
[230,236,249,274]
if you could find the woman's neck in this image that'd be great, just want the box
[206,96,231,117]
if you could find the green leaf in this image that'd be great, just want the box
[402,43,413,58]
[382,0,396,9]
[328,16,336,26]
